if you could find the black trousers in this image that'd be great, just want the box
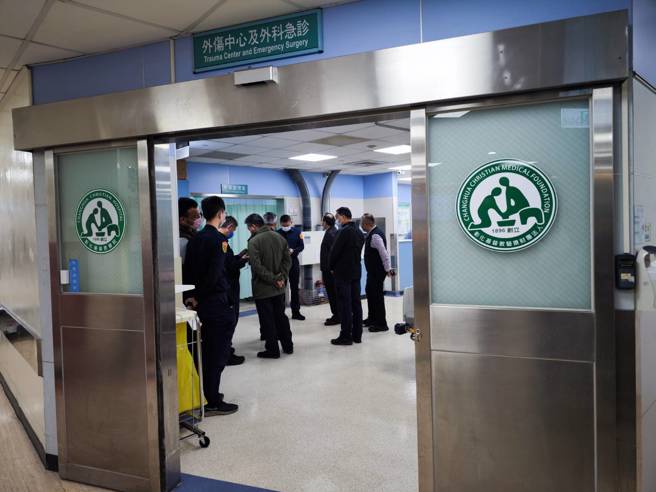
[255,294,293,355]
[230,283,240,355]
[335,278,363,341]
[197,300,236,407]
[365,273,387,327]
[289,259,301,313]
[322,270,339,320]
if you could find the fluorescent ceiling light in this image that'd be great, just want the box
[432,111,470,118]
[289,153,336,162]
[428,162,442,167]
[374,144,411,155]
[390,165,412,171]
[488,151,497,155]
[398,177,411,182]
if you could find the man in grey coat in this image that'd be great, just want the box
[245,213,294,359]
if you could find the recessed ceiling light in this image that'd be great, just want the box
[432,111,470,118]
[374,145,411,155]
[289,153,337,162]
[390,165,412,171]
[488,151,497,155]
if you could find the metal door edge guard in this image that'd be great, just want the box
[12,10,628,151]
[430,305,595,362]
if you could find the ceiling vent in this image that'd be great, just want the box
[310,135,369,146]
[198,150,248,160]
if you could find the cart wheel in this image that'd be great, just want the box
[199,435,210,448]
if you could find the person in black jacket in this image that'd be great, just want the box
[219,216,248,366]
[277,215,306,320]
[328,207,365,345]
[183,196,238,416]
[320,213,340,326]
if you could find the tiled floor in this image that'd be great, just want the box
[0,387,106,492]
[181,297,418,492]
[0,297,417,492]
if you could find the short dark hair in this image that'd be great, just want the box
[178,197,198,219]
[336,207,352,219]
[200,196,225,221]
[322,213,335,227]
[222,216,238,229]
[263,212,277,225]
[362,213,375,225]
[245,213,265,227]
[280,214,292,224]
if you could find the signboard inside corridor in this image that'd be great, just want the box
[75,189,126,254]
[193,10,323,72]
[456,159,557,252]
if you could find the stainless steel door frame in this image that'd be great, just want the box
[46,140,162,491]
[591,86,617,492]
[411,87,618,491]
[410,107,434,492]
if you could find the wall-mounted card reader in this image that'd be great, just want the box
[615,253,637,290]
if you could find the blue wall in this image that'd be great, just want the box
[421,0,628,40]
[32,41,171,104]
[180,163,380,200]
[31,0,629,105]
[398,183,412,204]
[633,0,656,87]
[363,173,395,199]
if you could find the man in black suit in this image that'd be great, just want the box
[328,207,365,346]
[320,213,340,326]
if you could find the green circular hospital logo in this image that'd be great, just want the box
[456,159,557,253]
[75,189,126,254]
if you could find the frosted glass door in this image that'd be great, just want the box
[428,100,591,310]
[57,146,143,294]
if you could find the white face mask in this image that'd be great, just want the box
[281,226,292,232]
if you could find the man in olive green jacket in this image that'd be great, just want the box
[245,213,294,359]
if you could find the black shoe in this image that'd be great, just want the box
[204,401,238,416]
[324,318,340,326]
[331,337,353,346]
[257,350,280,359]
[363,319,372,327]
[354,337,362,344]
[282,345,294,355]
[368,325,389,333]
[227,354,245,366]
[292,312,306,321]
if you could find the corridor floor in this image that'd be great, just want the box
[180,297,418,492]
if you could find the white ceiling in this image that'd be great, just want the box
[0,0,355,104]
[190,118,411,176]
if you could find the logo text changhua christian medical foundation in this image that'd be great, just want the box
[456,159,558,252]
[75,189,126,254]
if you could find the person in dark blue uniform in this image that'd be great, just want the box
[277,214,305,320]
[219,216,248,366]
[183,196,238,416]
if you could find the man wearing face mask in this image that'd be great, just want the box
[183,196,238,416]
[219,216,248,366]
[178,197,202,264]
[328,207,365,345]
[246,213,294,358]
[277,215,306,321]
